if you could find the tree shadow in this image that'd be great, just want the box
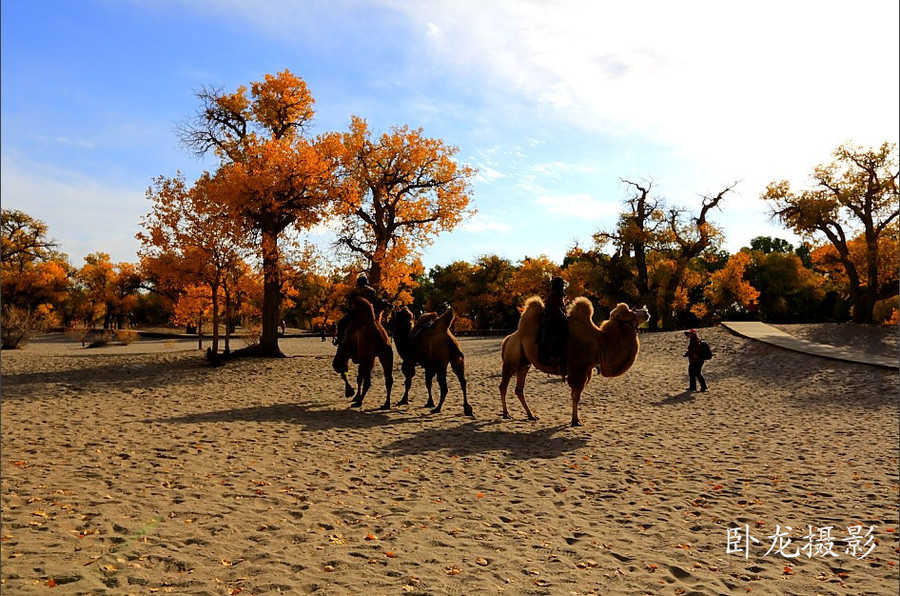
[141,401,414,432]
[1,354,209,399]
[381,419,589,460]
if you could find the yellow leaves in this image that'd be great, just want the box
[250,70,314,134]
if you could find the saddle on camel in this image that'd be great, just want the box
[500,298,650,427]
[392,305,473,417]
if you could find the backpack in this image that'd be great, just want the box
[699,341,713,360]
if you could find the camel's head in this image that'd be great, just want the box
[609,303,651,329]
[633,305,651,326]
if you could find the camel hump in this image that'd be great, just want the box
[517,296,544,330]
[567,297,594,322]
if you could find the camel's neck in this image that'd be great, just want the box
[393,320,414,357]
[594,320,640,377]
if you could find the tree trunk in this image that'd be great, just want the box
[197,320,203,351]
[211,281,220,356]
[224,285,231,354]
[258,228,284,356]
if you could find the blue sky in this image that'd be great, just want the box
[3,0,898,270]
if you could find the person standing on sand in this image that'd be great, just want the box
[683,329,708,392]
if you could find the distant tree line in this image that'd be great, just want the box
[2,72,897,350]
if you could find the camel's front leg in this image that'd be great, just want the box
[568,372,590,427]
[333,351,355,398]
[351,362,372,408]
[451,357,472,417]
[340,372,354,398]
[570,387,584,427]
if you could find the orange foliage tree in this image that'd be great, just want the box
[763,141,899,323]
[333,116,476,297]
[75,252,141,330]
[138,171,252,355]
[177,70,347,356]
[507,255,562,305]
[697,250,760,321]
[1,209,71,318]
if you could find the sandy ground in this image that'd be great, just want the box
[1,325,898,595]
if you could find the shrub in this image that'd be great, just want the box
[87,330,115,348]
[241,325,262,348]
[115,329,139,345]
[1,305,48,349]
[874,297,899,325]
[65,321,94,347]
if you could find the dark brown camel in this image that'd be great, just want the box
[500,298,650,426]
[332,297,394,410]
[392,306,473,416]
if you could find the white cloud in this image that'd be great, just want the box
[396,0,899,189]
[459,213,512,233]
[536,192,619,218]
[1,157,145,265]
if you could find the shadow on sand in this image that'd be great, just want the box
[141,401,412,432]
[652,390,696,406]
[382,419,589,460]
[143,404,588,460]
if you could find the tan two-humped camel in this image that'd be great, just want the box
[500,297,650,426]
[332,297,394,410]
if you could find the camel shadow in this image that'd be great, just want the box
[141,401,413,432]
[382,419,588,461]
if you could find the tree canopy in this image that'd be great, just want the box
[763,141,899,323]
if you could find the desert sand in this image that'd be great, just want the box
[1,324,898,595]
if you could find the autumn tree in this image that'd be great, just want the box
[1,209,71,346]
[178,70,345,356]
[763,141,899,323]
[697,251,760,321]
[748,250,827,322]
[333,116,476,295]
[412,261,475,315]
[138,171,252,356]
[595,179,664,313]
[596,180,735,329]
[653,186,735,328]
[507,255,562,305]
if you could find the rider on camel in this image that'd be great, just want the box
[334,274,391,346]
[540,276,568,366]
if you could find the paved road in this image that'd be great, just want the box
[721,321,898,370]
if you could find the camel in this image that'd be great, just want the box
[392,306,473,416]
[332,297,394,410]
[499,297,650,427]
